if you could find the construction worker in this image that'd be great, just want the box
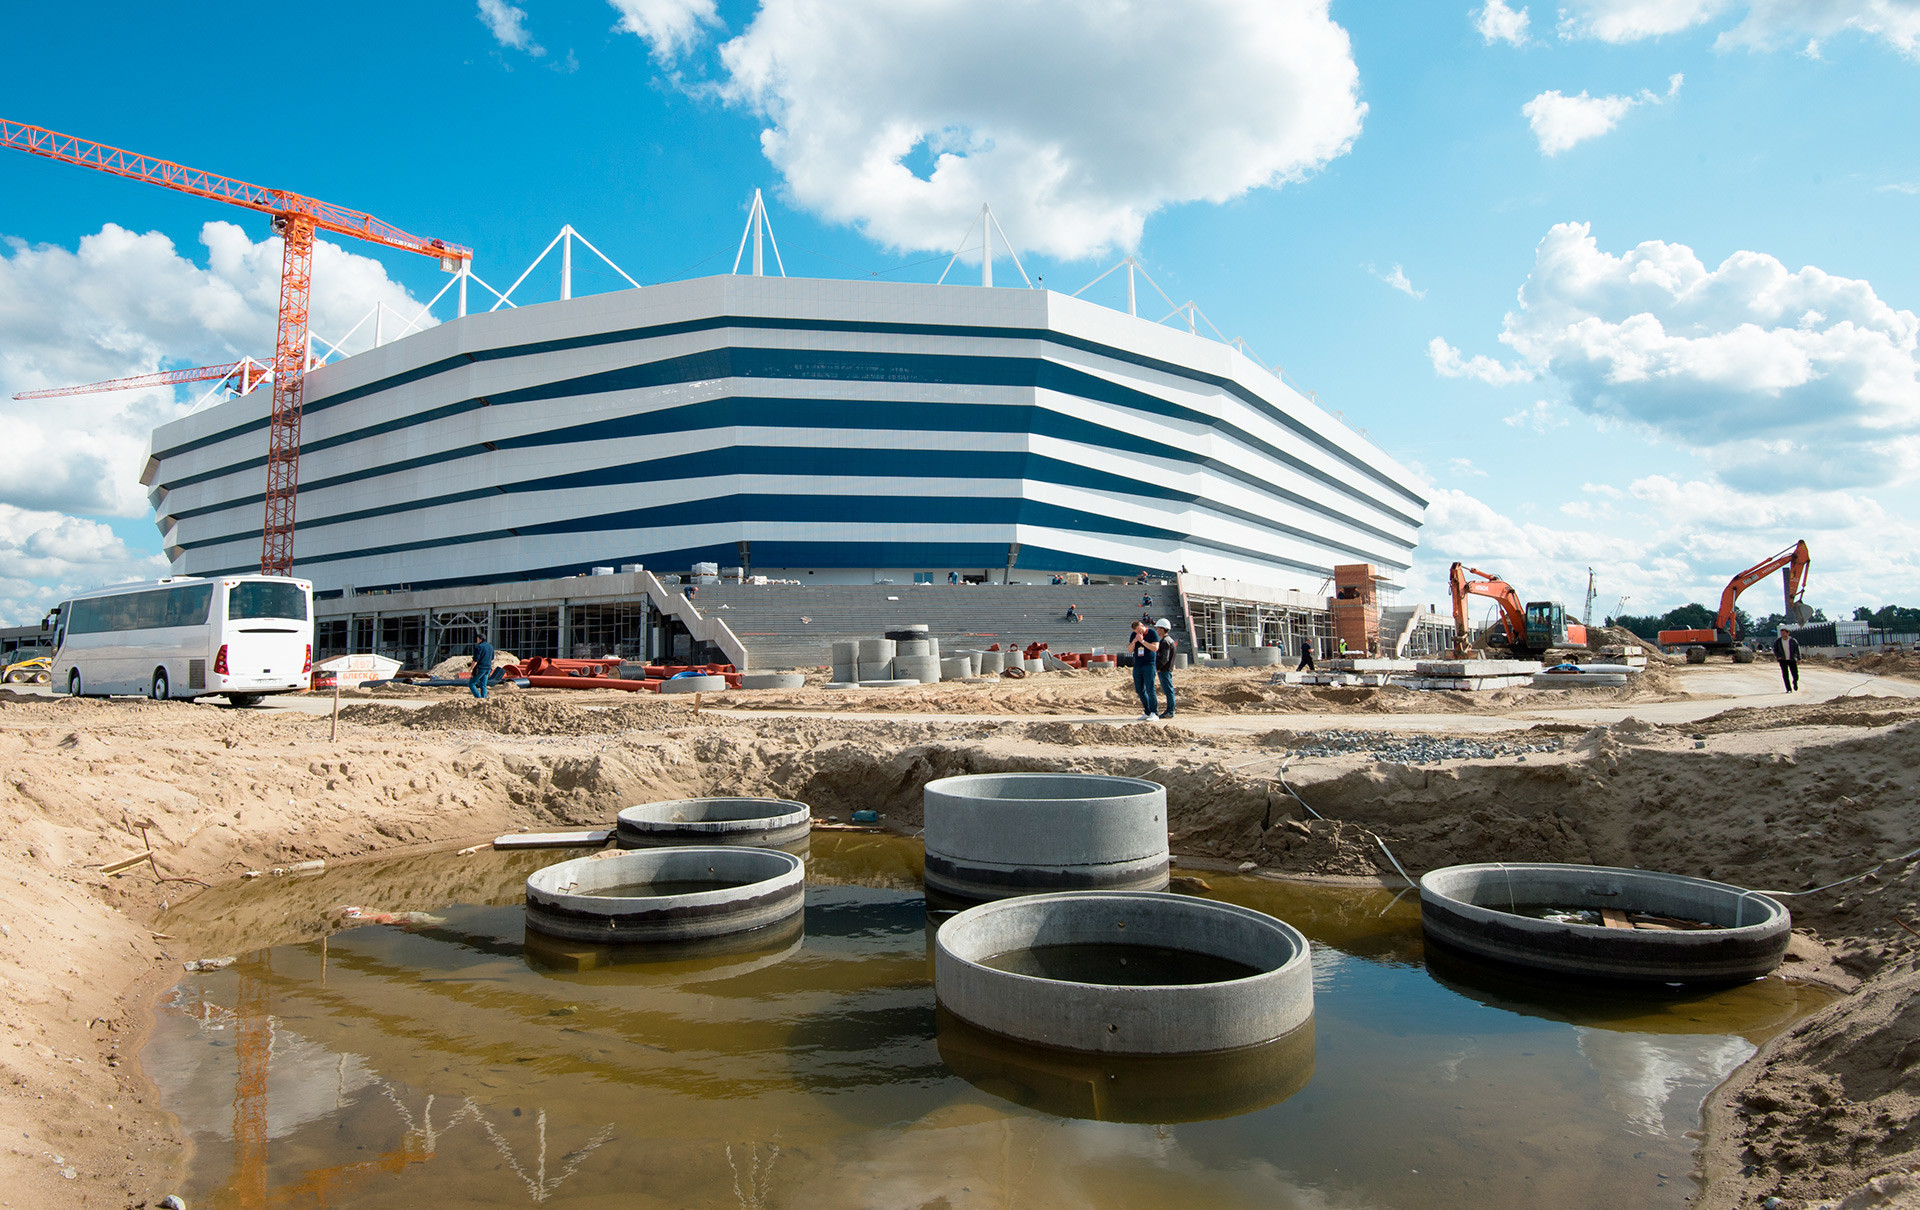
[1297,639,1316,672]
[469,636,495,701]
[1773,627,1801,692]
[1064,604,1081,623]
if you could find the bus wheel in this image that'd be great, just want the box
[150,668,170,701]
[226,693,262,708]
[68,670,83,698]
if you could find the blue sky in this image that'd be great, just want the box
[1,0,1917,626]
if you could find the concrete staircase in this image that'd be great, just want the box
[684,582,1191,670]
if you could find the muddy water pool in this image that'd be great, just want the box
[146,833,1829,1208]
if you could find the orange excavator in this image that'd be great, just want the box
[1658,540,1811,660]
[1449,563,1588,659]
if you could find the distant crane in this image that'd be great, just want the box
[0,118,471,575]
[1582,568,1597,629]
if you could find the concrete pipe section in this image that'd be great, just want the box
[934,890,1315,1055]
[616,796,811,850]
[524,846,804,944]
[977,651,1005,674]
[922,772,1170,902]
[856,660,893,681]
[857,638,896,662]
[659,675,727,694]
[740,672,805,690]
[1419,862,1791,984]
[895,656,941,684]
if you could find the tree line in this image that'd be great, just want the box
[1605,603,1920,643]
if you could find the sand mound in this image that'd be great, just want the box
[1809,650,1920,683]
[1690,698,1920,736]
[426,650,522,678]
[1715,966,1920,1205]
[338,694,692,735]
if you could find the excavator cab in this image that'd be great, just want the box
[1525,602,1565,650]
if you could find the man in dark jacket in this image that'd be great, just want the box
[470,637,495,701]
[1153,617,1177,718]
[1297,639,1316,672]
[1772,628,1800,692]
[1126,620,1160,720]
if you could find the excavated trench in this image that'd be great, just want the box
[122,711,1920,1209]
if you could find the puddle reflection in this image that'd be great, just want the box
[144,833,1831,1209]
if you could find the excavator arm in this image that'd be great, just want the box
[1717,540,1812,639]
[1449,563,1527,658]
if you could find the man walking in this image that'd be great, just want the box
[1154,618,1177,719]
[469,636,495,701]
[1127,620,1161,721]
[1297,638,1316,672]
[1772,627,1801,692]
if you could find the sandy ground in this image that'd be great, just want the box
[1,660,1918,1208]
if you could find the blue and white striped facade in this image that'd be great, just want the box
[143,275,1427,596]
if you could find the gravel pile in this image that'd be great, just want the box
[1286,729,1559,764]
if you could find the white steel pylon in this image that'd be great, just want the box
[937,204,1032,288]
[732,189,786,277]
[489,226,641,312]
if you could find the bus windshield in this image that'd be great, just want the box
[227,581,309,622]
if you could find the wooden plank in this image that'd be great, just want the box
[493,828,613,850]
[100,851,155,875]
[1600,908,1634,930]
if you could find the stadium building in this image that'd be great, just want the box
[144,274,1426,596]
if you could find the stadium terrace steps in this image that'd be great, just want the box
[680,583,1190,670]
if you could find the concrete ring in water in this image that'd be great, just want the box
[524,846,804,944]
[934,890,1314,1055]
[1419,862,1791,984]
[616,797,811,850]
[934,1005,1314,1122]
[923,772,1169,902]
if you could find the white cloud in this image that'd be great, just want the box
[1402,475,1920,619]
[1475,0,1533,44]
[1429,336,1537,385]
[1881,181,1920,194]
[648,0,1366,259]
[1556,0,1731,42]
[477,0,544,55]
[1555,1,1920,59]
[1522,74,1681,155]
[1473,221,1920,490]
[0,504,166,625]
[608,0,719,63]
[1449,456,1491,477]
[0,222,435,620]
[1503,399,1570,430]
[1368,262,1426,299]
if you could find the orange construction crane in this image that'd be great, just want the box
[0,118,471,575]
[1658,540,1811,656]
[11,356,272,401]
[1449,562,1588,660]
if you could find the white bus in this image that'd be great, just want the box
[48,574,313,705]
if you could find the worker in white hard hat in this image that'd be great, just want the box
[1153,618,1177,719]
